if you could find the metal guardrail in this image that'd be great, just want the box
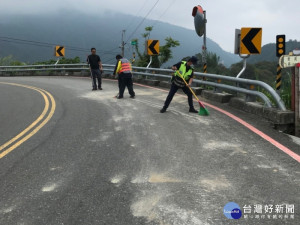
[0,63,286,110]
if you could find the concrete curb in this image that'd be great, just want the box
[158,81,171,89]
[201,90,233,103]
[228,97,294,129]
[143,79,160,86]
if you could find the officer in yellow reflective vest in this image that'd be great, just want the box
[114,55,135,99]
[160,56,198,113]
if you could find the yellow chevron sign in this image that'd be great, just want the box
[240,28,262,55]
[147,40,159,55]
[55,46,65,57]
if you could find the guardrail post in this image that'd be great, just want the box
[246,84,257,102]
[61,65,64,76]
[214,78,222,93]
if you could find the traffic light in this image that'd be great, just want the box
[276,35,285,57]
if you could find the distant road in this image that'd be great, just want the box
[0,76,299,225]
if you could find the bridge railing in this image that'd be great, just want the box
[0,63,286,110]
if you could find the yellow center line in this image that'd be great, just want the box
[0,85,49,151]
[0,82,56,159]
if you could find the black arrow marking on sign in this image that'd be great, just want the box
[242,28,260,54]
[149,40,158,55]
[57,47,64,56]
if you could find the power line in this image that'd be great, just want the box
[0,36,88,51]
[124,0,149,31]
[0,36,120,55]
[125,0,161,44]
[111,0,149,57]
[0,37,118,63]
[0,39,54,49]
[151,0,177,27]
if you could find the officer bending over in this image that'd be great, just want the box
[160,56,198,113]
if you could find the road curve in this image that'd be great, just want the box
[0,76,299,225]
[0,82,55,159]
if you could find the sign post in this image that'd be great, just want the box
[54,46,65,65]
[295,64,300,136]
[132,52,136,64]
[279,55,300,136]
[192,5,207,74]
[234,27,262,100]
[234,27,262,78]
[276,35,286,94]
[202,10,207,74]
[146,40,159,69]
[131,40,137,64]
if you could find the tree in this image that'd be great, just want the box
[59,56,81,64]
[0,55,25,66]
[159,37,180,66]
[34,56,81,65]
[142,26,153,41]
[193,52,228,74]
[132,27,180,68]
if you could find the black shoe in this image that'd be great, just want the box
[189,108,198,113]
[99,87,103,90]
[117,96,123,99]
[160,107,167,113]
[130,95,135,99]
[92,88,97,91]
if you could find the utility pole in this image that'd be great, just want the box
[202,10,207,74]
[121,30,126,57]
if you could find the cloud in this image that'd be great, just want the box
[0,0,299,52]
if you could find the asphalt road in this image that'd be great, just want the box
[0,76,299,225]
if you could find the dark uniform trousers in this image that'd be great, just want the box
[91,69,102,89]
[119,73,135,98]
[163,82,194,109]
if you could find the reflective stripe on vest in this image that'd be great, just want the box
[174,61,193,80]
[119,58,132,74]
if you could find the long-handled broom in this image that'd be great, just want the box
[176,71,209,116]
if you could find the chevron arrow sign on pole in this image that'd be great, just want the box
[240,28,262,55]
[55,46,65,57]
[147,40,159,56]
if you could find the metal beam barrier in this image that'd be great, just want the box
[0,63,286,110]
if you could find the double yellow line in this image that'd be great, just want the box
[0,82,56,159]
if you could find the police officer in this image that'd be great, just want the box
[160,56,198,113]
[114,55,135,99]
[87,48,103,91]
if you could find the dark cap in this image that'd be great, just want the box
[188,56,198,64]
[116,54,123,60]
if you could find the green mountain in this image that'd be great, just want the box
[0,10,240,67]
[247,40,300,64]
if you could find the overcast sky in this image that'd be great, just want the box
[1,0,299,53]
